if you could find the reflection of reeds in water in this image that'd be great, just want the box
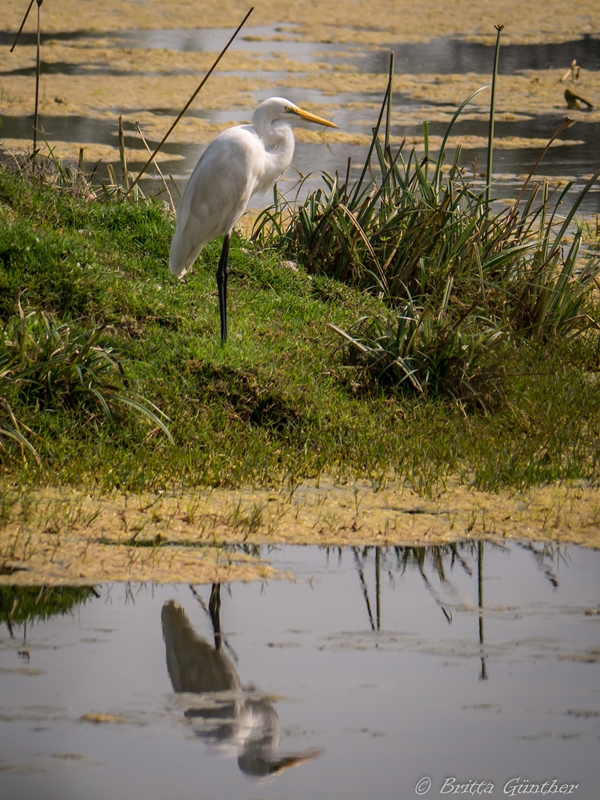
[345,541,572,680]
[478,540,487,680]
[349,543,479,630]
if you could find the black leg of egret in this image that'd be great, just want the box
[217,233,231,343]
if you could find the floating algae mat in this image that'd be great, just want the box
[2,17,600,211]
[0,543,598,799]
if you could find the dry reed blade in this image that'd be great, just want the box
[129,6,254,193]
[135,121,175,212]
[508,116,574,217]
[118,116,130,191]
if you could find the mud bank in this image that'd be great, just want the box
[1,480,599,585]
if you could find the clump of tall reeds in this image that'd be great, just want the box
[329,295,507,411]
[253,45,600,408]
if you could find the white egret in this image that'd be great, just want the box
[169,97,338,342]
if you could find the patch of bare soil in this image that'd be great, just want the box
[1,480,599,585]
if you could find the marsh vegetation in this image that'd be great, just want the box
[1,93,600,501]
[0,17,599,518]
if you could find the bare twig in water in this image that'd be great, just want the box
[129,7,254,193]
[559,60,580,83]
[10,0,45,152]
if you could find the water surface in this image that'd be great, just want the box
[2,26,599,212]
[0,542,598,799]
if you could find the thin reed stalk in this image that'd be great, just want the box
[485,24,504,210]
[10,0,44,153]
[129,7,254,192]
[385,51,395,152]
[33,0,44,153]
[509,116,573,217]
[118,116,130,191]
[10,0,35,52]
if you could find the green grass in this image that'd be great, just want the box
[254,85,600,417]
[1,160,600,496]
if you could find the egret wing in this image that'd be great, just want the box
[171,128,263,275]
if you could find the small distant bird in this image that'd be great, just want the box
[560,59,580,83]
[564,88,594,111]
[169,97,338,342]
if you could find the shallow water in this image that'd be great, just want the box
[0,542,598,800]
[3,109,599,216]
[2,24,600,213]
[4,28,597,74]
[0,25,600,214]
[0,25,347,62]
[365,35,600,76]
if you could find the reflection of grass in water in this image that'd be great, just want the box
[0,585,97,633]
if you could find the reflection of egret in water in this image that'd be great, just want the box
[161,586,322,779]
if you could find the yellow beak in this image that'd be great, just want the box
[288,105,339,129]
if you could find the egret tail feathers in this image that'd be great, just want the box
[169,233,203,278]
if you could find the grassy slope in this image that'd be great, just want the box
[1,167,600,495]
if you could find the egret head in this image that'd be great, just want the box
[253,97,338,130]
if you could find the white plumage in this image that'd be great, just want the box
[169,97,337,341]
